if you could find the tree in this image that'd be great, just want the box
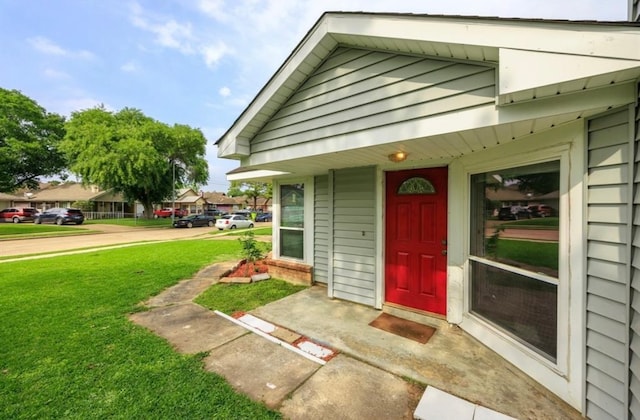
[0,88,67,192]
[61,107,209,218]
[228,181,272,211]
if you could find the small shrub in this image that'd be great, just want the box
[238,230,264,275]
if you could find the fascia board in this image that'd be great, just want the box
[325,14,640,60]
[499,48,640,95]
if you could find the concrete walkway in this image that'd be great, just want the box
[129,261,582,420]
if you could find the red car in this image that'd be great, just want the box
[153,208,188,218]
[0,207,37,223]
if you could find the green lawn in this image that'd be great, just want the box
[225,227,272,236]
[498,217,559,229]
[196,279,306,315]
[84,218,173,227]
[0,223,90,239]
[0,240,280,419]
[496,238,559,271]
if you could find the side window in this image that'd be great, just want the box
[469,160,560,361]
[280,183,304,259]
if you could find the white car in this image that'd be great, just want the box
[215,214,254,230]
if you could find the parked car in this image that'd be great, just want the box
[204,209,225,217]
[0,207,37,223]
[34,208,84,225]
[255,212,272,222]
[215,214,254,230]
[173,214,215,228]
[153,208,188,218]
[497,206,531,220]
[527,204,554,218]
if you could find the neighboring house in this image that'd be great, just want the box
[235,195,272,212]
[216,10,640,420]
[0,192,18,210]
[201,191,244,214]
[157,188,208,215]
[2,183,131,216]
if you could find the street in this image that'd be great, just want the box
[0,223,269,260]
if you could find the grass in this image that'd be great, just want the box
[0,240,280,419]
[225,227,272,236]
[0,223,91,240]
[195,279,307,314]
[496,238,559,271]
[498,217,559,229]
[84,218,173,227]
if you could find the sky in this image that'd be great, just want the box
[0,0,630,192]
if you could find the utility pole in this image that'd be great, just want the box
[171,161,176,225]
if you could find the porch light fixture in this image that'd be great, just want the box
[388,151,408,163]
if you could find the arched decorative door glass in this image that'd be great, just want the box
[397,177,436,195]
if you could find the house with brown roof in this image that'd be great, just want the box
[201,191,245,214]
[1,183,131,217]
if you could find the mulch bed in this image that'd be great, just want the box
[226,259,269,278]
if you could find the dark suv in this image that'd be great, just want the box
[34,208,85,225]
[498,206,531,220]
[0,207,37,223]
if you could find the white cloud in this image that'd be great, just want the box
[120,61,139,72]
[197,0,229,21]
[218,86,231,97]
[130,2,239,69]
[130,4,195,54]
[28,36,95,59]
[201,41,231,68]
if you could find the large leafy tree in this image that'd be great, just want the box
[0,88,67,192]
[61,107,209,218]
[228,181,272,210]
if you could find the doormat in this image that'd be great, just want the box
[369,313,436,344]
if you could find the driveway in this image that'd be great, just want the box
[0,223,268,260]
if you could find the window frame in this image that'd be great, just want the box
[461,145,573,378]
[273,177,314,263]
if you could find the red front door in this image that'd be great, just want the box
[385,167,448,315]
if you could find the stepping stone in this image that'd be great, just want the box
[204,333,320,409]
[130,303,247,354]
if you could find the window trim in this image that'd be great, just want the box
[455,132,584,408]
[273,177,314,263]
[468,256,559,286]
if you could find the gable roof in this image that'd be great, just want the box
[216,12,640,180]
[25,183,125,202]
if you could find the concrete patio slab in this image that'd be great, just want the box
[279,354,421,420]
[251,285,582,419]
[129,303,247,354]
[203,333,320,409]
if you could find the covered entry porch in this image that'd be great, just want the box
[251,285,581,419]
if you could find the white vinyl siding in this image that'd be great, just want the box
[629,82,640,420]
[250,47,495,154]
[314,175,329,284]
[331,167,377,306]
[586,106,633,420]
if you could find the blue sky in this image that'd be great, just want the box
[0,0,629,192]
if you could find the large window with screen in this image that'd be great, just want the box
[470,161,560,361]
